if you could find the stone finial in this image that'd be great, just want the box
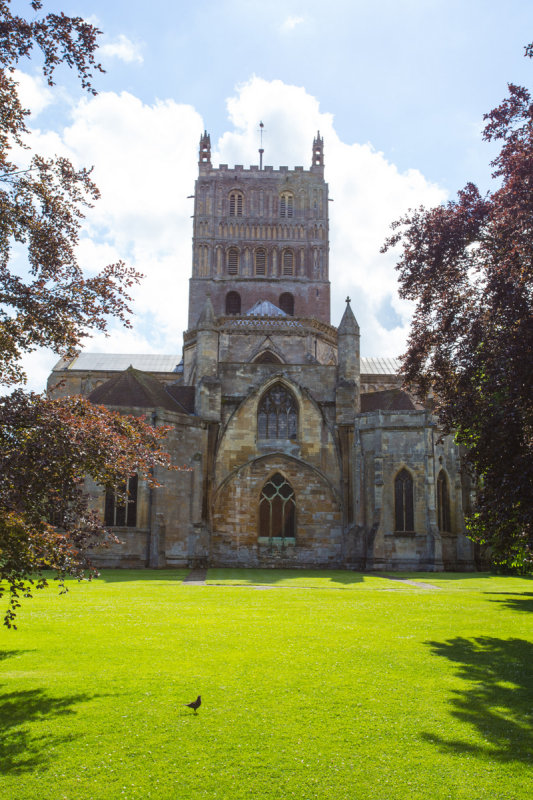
[338,297,360,335]
[197,293,217,330]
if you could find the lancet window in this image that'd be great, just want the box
[105,474,138,528]
[394,468,414,532]
[437,470,451,532]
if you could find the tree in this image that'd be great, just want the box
[382,77,533,570]
[0,1,173,625]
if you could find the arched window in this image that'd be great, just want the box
[279,292,294,315]
[257,384,298,439]
[227,247,239,275]
[280,192,293,218]
[259,473,295,539]
[254,248,266,275]
[105,474,138,527]
[229,191,243,216]
[437,470,451,532]
[394,468,414,532]
[282,249,294,276]
[254,351,282,364]
[225,291,241,315]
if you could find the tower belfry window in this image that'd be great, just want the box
[227,248,239,274]
[255,248,266,275]
[280,192,293,218]
[229,191,243,216]
[282,249,294,276]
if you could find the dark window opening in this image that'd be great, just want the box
[105,474,138,527]
[394,468,414,532]
[259,473,295,539]
[279,292,294,315]
[437,470,451,532]
[257,384,298,439]
[225,291,241,315]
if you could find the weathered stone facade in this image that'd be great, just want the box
[48,133,475,571]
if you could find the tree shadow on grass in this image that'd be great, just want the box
[422,637,533,763]
[205,568,366,586]
[486,592,533,613]
[0,685,92,775]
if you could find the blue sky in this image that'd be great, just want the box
[9,0,533,389]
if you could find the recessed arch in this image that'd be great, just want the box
[253,351,283,364]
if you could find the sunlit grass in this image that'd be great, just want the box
[1,570,532,800]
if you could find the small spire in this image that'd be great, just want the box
[197,293,217,330]
[338,297,359,334]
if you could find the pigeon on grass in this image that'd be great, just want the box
[185,695,201,714]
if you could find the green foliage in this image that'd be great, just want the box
[383,78,533,570]
[0,2,172,624]
[1,570,532,799]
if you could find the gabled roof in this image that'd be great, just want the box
[360,388,418,412]
[54,353,182,373]
[88,367,186,413]
[360,357,401,375]
[245,300,287,317]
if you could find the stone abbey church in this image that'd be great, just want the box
[49,133,475,571]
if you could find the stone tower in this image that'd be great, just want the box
[188,131,331,328]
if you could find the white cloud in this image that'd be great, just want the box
[13,70,54,116]
[15,75,446,390]
[100,34,144,64]
[280,15,304,33]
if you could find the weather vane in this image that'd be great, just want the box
[259,121,264,170]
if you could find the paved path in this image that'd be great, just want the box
[183,567,207,585]
[382,575,440,589]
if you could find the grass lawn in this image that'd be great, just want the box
[1,569,532,800]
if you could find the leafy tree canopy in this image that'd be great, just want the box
[0,1,173,626]
[382,54,533,570]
